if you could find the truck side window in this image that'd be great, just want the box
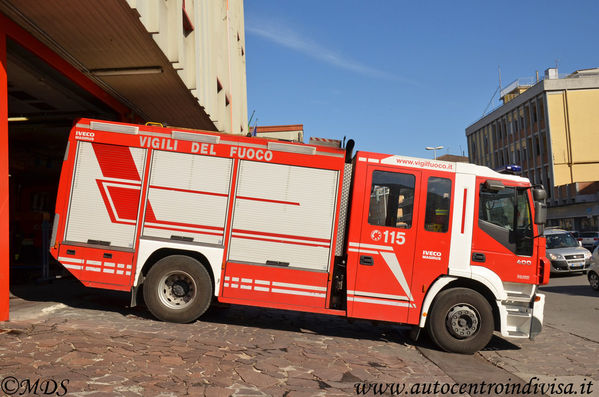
[368,171,415,228]
[424,177,452,232]
[479,187,515,230]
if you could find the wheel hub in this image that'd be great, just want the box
[446,305,479,339]
[171,281,189,297]
[158,271,197,309]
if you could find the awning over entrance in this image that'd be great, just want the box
[0,1,216,130]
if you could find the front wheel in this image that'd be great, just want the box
[426,288,494,354]
[143,255,213,323]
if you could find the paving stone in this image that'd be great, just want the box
[234,367,280,388]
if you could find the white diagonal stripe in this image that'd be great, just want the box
[380,251,413,301]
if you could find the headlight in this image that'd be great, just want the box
[585,252,592,259]
[548,253,564,260]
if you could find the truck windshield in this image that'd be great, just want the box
[546,233,579,249]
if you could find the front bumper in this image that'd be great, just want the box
[550,259,590,273]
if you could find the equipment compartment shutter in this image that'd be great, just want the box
[229,161,339,271]
[65,142,146,248]
[142,150,232,245]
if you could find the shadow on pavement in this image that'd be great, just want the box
[201,303,412,345]
[9,275,410,345]
[403,328,521,354]
[9,275,150,319]
[539,284,596,297]
[8,275,526,352]
[482,334,521,351]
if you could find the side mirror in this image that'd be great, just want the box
[579,241,583,247]
[532,187,547,202]
[534,201,546,225]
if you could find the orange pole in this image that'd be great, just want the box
[0,27,9,321]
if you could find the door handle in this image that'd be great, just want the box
[472,252,486,262]
[360,255,374,266]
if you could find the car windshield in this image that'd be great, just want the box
[546,233,579,249]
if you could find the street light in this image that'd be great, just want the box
[425,146,444,160]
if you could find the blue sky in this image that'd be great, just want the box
[243,1,599,159]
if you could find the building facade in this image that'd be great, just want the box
[466,68,599,231]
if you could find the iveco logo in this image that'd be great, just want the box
[517,259,532,266]
[75,130,95,141]
[422,250,442,260]
[76,131,94,137]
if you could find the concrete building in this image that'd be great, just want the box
[0,0,248,321]
[466,67,599,231]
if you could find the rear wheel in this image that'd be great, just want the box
[426,288,493,354]
[589,271,599,291]
[143,255,212,323]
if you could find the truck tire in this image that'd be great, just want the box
[143,255,212,323]
[426,288,493,354]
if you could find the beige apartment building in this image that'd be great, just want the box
[466,68,599,231]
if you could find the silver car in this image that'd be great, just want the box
[545,229,592,273]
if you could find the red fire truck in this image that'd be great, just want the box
[50,119,549,354]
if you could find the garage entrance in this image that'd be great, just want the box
[1,18,130,321]
[7,38,119,282]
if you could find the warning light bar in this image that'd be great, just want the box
[496,164,522,175]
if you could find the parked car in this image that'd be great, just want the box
[587,258,599,291]
[578,231,599,250]
[545,229,592,273]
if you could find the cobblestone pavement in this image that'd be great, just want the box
[479,322,599,396]
[3,277,598,396]
[1,280,456,396]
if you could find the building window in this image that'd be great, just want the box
[424,177,452,233]
[368,171,415,229]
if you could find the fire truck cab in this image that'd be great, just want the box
[51,119,548,354]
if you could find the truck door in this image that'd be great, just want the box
[349,166,421,323]
[472,178,537,283]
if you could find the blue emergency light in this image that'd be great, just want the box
[496,164,522,175]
